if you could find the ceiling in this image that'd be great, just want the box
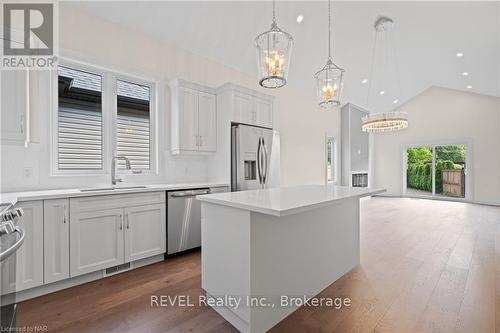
[70,1,500,113]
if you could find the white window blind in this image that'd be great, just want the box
[116,80,151,170]
[58,66,103,170]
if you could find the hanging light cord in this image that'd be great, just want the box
[328,0,332,60]
[272,0,276,25]
[365,29,378,106]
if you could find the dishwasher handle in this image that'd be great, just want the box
[170,189,210,198]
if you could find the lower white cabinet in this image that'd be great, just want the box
[124,204,166,262]
[70,192,166,277]
[44,199,70,284]
[70,208,125,277]
[1,201,43,294]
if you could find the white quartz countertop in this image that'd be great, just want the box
[0,183,229,206]
[197,185,386,216]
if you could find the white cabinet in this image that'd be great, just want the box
[217,83,274,128]
[234,91,255,125]
[256,98,273,127]
[70,192,166,277]
[170,79,217,154]
[0,69,29,145]
[197,91,217,152]
[70,208,124,277]
[1,201,43,294]
[44,199,70,284]
[178,87,199,151]
[124,204,166,262]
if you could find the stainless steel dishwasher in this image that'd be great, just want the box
[167,187,227,255]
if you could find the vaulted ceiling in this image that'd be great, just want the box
[71,1,500,113]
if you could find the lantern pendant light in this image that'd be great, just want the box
[314,0,345,108]
[255,0,294,89]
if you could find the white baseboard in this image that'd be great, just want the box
[373,194,500,207]
[12,254,164,303]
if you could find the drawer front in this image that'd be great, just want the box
[71,191,166,212]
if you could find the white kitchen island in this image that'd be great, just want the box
[197,185,385,333]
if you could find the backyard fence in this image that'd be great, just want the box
[442,169,465,197]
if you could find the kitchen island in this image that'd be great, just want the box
[197,185,385,332]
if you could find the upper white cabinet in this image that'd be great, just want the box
[1,201,43,294]
[0,33,29,145]
[197,91,217,152]
[217,83,274,129]
[170,79,217,154]
[44,198,70,284]
[0,69,29,145]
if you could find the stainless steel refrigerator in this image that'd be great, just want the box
[231,124,279,191]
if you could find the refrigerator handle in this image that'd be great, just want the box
[257,137,263,185]
[262,137,269,185]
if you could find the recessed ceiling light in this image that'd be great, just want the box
[466,85,472,89]
[379,90,385,95]
[393,99,399,104]
[456,52,464,57]
[462,72,469,76]
[296,15,304,23]
[361,78,368,84]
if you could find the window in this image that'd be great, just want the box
[326,136,336,184]
[116,80,151,170]
[57,66,103,170]
[55,62,156,174]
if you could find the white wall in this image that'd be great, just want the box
[0,3,340,192]
[372,86,500,205]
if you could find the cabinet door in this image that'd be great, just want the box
[256,98,273,128]
[179,87,199,151]
[70,208,124,277]
[44,199,70,284]
[198,92,217,152]
[124,204,166,262]
[233,92,256,125]
[1,201,43,294]
[0,69,28,144]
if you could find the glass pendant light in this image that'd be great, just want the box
[314,0,345,108]
[361,17,409,133]
[255,0,293,88]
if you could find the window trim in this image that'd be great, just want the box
[325,134,338,184]
[51,58,158,176]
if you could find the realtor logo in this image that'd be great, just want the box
[1,2,57,69]
[3,3,53,56]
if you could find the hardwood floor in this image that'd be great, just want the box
[17,197,500,332]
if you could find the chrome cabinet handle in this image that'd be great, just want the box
[20,115,24,134]
[199,136,203,147]
[126,213,129,229]
[0,227,25,262]
[119,214,123,230]
[63,204,67,224]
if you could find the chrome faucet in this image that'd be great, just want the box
[111,156,131,185]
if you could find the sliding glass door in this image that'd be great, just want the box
[405,144,468,200]
[406,146,433,197]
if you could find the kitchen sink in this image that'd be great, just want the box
[79,186,148,192]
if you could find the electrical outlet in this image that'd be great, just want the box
[23,167,33,179]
